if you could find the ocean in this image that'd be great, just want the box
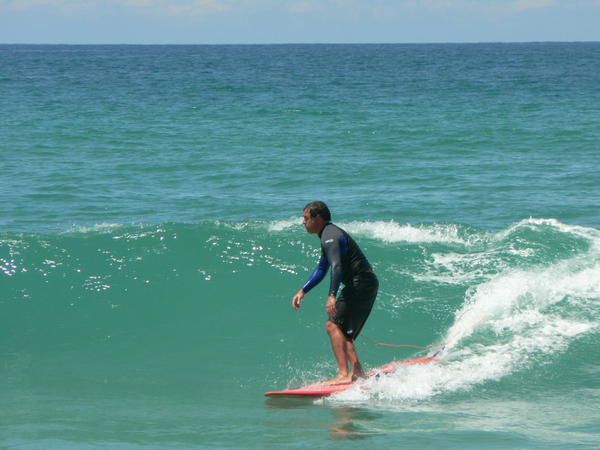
[1,43,599,449]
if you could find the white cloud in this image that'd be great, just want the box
[120,0,232,16]
[512,0,556,12]
[1,0,92,14]
[0,0,582,16]
[163,0,231,16]
[288,1,322,14]
[371,0,559,13]
[1,0,598,25]
[1,0,232,15]
[3,0,65,11]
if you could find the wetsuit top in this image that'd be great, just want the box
[302,223,373,297]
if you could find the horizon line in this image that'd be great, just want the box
[2,40,599,46]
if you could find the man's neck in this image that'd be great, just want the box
[317,222,330,237]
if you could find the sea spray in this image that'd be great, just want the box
[329,220,600,404]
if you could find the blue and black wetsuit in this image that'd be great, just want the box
[302,223,378,340]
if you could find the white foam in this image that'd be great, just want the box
[444,258,600,351]
[331,237,600,404]
[409,218,600,286]
[268,217,301,232]
[334,313,593,404]
[268,218,473,244]
[67,223,124,234]
[494,217,600,243]
[333,347,516,403]
[342,221,470,245]
[413,251,500,285]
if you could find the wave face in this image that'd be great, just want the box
[2,218,598,380]
[2,219,599,448]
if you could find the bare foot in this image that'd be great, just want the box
[351,365,366,381]
[351,371,366,381]
[324,374,353,385]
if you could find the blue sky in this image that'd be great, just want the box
[1,0,599,44]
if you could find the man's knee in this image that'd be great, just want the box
[325,320,339,335]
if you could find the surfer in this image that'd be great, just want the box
[292,201,378,385]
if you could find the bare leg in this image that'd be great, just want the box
[344,340,365,380]
[325,320,352,384]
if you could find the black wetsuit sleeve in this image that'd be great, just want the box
[321,232,344,297]
[301,253,329,293]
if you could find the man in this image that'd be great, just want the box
[292,201,378,385]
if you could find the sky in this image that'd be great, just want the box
[1,0,600,44]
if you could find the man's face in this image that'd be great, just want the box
[303,208,321,234]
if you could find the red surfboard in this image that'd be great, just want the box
[264,355,437,398]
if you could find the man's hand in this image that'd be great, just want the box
[326,295,337,316]
[292,289,305,310]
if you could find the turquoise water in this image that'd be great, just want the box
[1,43,599,449]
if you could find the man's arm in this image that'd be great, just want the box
[322,235,344,297]
[292,254,329,309]
[302,253,329,293]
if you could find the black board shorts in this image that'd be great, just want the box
[330,271,378,341]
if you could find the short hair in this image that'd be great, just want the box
[304,201,331,222]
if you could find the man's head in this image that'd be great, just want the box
[303,201,331,234]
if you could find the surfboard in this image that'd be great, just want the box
[264,355,437,398]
